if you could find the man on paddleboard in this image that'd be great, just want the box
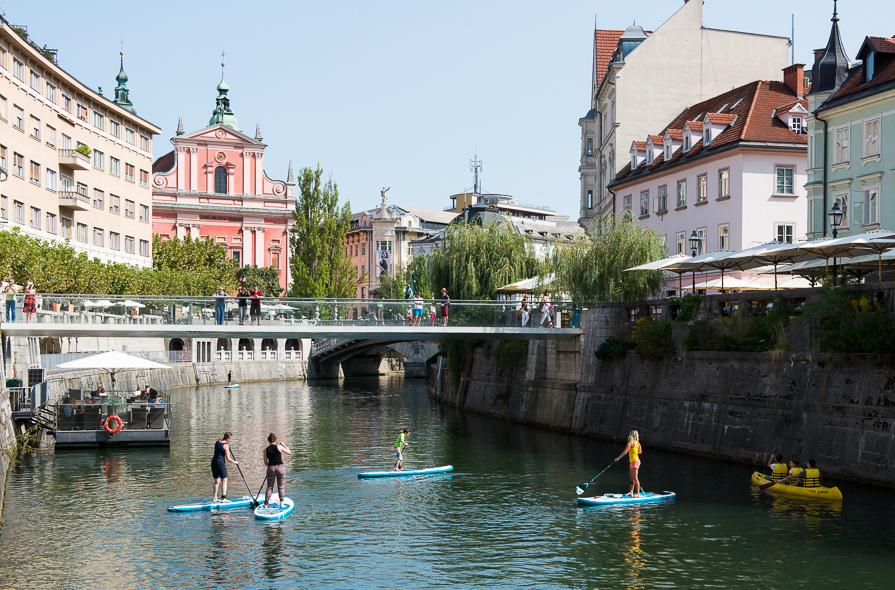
[394,428,410,471]
[615,430,643,497]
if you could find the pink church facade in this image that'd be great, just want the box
[151,68,295,291]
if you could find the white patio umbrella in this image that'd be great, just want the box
[625,254,692,293]
[95,299,115,307]
[56,350,171,389]
[717,242,817,290]
[798,230,895,285]
[123,300,145,308]
[776,276,814,289]
[690,277,759,291]
[81,300,97,307]
[663,250,740,292]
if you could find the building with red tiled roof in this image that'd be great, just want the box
[578,0,792,227]
[607,70,809,293]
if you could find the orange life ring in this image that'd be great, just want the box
[104,415,123,435]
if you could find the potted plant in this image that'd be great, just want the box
[76,144,91,157]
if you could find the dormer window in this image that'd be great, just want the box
[647,149,653,165]
[683,133,691,152]
[704,127,711,146]
[631,154,638,168]
[866,51,875,82]
[790,117,804,135]
[665,142,672,160]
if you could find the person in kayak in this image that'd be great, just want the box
[394,428,410,471]
[262,433,292,508]
[787,459,803,485]
[768,454,789,481]
[212,432,239,503]
[783,459,822,487]
[615,430,643,497]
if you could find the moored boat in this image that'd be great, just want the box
[751,471,843,500]
[577,491,676,506]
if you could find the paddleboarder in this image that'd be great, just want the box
[212,432,239,503]
[262,433,292,508]
[614,430,643,497]
[394,428,410,471]
[227,371,232,385]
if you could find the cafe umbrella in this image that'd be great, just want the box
[55,350,171,390]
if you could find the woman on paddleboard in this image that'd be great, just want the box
[263,433,292,508]
[394,428,410,471]
[212,432,239,502]
[615,430,643,497]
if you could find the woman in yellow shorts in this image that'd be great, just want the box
[615,430,643,497]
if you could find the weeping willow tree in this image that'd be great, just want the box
[428,220,541,301]
[550,213,667,304]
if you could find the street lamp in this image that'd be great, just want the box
[688,231,701,293]
[828,203,844,283]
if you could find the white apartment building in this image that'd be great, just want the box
[0,19,160,267]
[578,0,791,225]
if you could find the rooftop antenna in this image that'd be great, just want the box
[791,14,795,65]
[469,154,482,198]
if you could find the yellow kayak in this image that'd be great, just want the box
[751,471,843,501]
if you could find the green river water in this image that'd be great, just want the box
[0,377,893,589]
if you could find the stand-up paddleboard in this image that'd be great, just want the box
[254,497,295,520]
[224,384,239,389]
[168,496,256,512]
[358,465,453,479]
[577,491,676,506]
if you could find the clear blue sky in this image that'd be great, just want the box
[5,0,881,218]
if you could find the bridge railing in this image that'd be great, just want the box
[2,294,545,329]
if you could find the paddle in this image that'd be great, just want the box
[575,461,616,495]
[759,477,789,490]
[230,449,261,505]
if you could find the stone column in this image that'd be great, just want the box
[227,164,235,196]
[242,152,252,195]
[255,227,266,267]
[254,153,263,196]
[276,338,286,362]
[205,164,214,193]
[189,147,198,191]
[176,222,189,240]
[175,147,186,190]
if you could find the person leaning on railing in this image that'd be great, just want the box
[3,279,18,322]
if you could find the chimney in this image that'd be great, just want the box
[783,64,805,97]
[813,48,825,62]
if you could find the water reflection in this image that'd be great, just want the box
[622,506,647,589]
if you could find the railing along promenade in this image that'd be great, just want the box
[0,294,581,341]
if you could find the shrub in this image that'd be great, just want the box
[631,317,673,357]
[594,336,634,360]
[670,293,702,322]
[800,286,895,356]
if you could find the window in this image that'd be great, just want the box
[45,82,56,103]
[77,103,88,122]
[30,207,41,230]
[13,105,23,131]
[61,217,72,239]
[125,200,135,219]
[0,93,6,121]
[110,194,120,214]
[271,252,280,271]
[864,118,880,157]
[14,201,24,224]
[93,150,104,170]
[696,229,706,255]
[125,163,135,182]
[677,180,686,208]
[45,213,57,235]
[775,166,794,195]
[12,58,25,81]
[586,137,593,156]
[834,126,849,163]
[683,133,691,152]
[790,117,804,135]
[719,169,730,198]
[719,225,729,250]
[697,174,707,203]
[776,224,794,244]
[76,223,87,243]
[31,115,41,140]
[665,143,672,160]
[45,125,56,148]
[45,168,56,191]
[640,190,649,216]
[109,232,120,251]
[139,169,149,188]
[13,153,24,177]
[833,193,849,229]
[93,111,104,130]
[110,120,120,138]
[93,228,104,247]
[62,93,72,113]
[140,204,149,222]
[586,189,593,209]
[866,51,875,82]
[657,185,667,213]
[76,182,88,197]
[140,135,149,151]
[214,166,227,193]
[703,127,711,146]
[232,250,241,266]
[676,232,685,255]
[30,161,41,185]
[125,236,135,254]
[646,148,654,165]
[622,195,632,212]
[125,128,135,145]
[61,134,71,150]
[0,44,5,69]
[93,189,104,209]
[377,240,392,252]
[863,187,880,225]
[139,239,150,256]
[29,70,40,91]
[109,157,120,176]
[0,145,6,171]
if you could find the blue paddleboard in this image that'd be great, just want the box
[576,491,676,506]
[224,384,239,389]
[253,497,295,520]
[168,496,255,512]
[358,465,453,479]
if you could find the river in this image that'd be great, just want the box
[1,377,894,589]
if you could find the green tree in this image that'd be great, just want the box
[288,165,360,298]
[375,267,411,299]
[549,213,667,304]
[407,254,432,299]
[237,265,284,297]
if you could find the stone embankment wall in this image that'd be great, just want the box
[0,393,16,522]
[429,307,895,487]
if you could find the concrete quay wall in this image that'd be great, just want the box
[428,308,895,487]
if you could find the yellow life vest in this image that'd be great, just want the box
[628,442,642,462]
[771,463,789,481]
[803,468,821,488]
[788,467,803,485]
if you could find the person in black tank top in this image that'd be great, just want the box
[211,432,239,502]
[262,432,292,508]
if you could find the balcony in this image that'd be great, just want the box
[58,191,90,211]
[58,149,90,171]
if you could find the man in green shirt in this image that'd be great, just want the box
[4,280,18,322]
[394,428,410,471]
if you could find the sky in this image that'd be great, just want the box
[4,0,884,218]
